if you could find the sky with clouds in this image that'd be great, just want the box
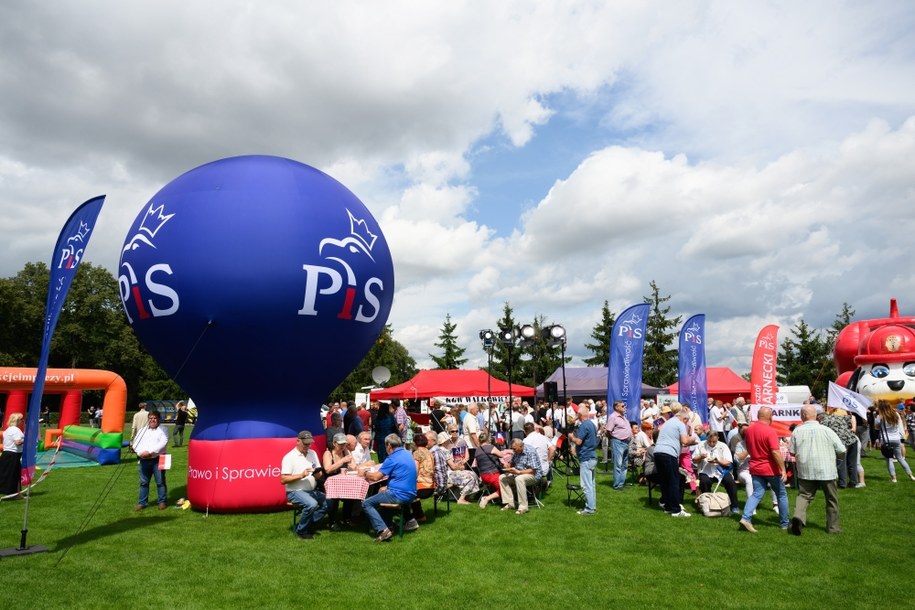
[2,1,914,378]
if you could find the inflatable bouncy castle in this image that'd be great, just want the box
[0,367,127,464]
[834,299,915,402]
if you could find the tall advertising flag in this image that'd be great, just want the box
[607,303,650,422]
[750,324,779,408]
[21,196,106,483]
[678,314,708,422]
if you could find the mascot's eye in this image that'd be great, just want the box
[904,363,915,377]
[871,366,890,379]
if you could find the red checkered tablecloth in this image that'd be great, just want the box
[324,474,372,500]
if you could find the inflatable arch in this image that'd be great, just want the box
[0,367,127,464]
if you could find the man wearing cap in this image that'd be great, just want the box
[363,433,417,542]
[281,430,327,540]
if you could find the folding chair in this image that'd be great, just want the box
[433,484,454,515]
[566,481,585,508]
[527,479,546,509]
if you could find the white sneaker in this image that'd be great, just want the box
[671,510,691,518]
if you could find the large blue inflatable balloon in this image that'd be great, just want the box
[118,155,394,512]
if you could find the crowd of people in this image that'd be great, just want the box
[2,391,912,539]
[292,393,915,541]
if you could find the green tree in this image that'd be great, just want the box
[642,280,681,388]
[330,324,417,401]
[825,302,855,348]
[0,262,184,407]
[429,313,467,369]
[777,318,832,398]
[0,262,48,364]
[583,300,615,367]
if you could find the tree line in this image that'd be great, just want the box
[0,262,855,407]
[0,262,183,409]
[420,281,855,399]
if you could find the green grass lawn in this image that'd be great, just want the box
[2,437,913,609]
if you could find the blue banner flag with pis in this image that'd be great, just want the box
[678,314,708,423]
[21,195,106,483]
[607,303,650,422]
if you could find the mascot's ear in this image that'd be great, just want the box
[847,367,863,391]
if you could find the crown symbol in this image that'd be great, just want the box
[122,202,175,254]
[348,210,377,251]
[75,221,91,241]
[623,312,642,325]
[687,321,701,333]
[139,203,174,239]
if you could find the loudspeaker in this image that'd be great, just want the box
[544,381,558,402]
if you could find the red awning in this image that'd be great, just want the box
[370,369,534,400]
[665,367,751,396]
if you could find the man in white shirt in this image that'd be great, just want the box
[131,410,170,511]
[709,400,728,434]
[352,431,374,466]
[463,402,481,460]
[523,422,555,479]
[281,430,327,540]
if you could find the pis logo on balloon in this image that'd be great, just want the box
[119,155,394,512]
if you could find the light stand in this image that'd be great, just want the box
[517,324,536,417]
[542,325,576,478]
[499,327,517,443]
[479,330,496,438]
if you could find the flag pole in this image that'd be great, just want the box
[1,195,105,558]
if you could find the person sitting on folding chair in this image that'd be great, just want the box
[477,430,509,509]
[439,428,479,504]
[499,438,544,515]
[363,434,417,542]
[692,431,740,515]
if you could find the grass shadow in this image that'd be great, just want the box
[52,515,179,553]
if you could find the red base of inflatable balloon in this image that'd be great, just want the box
[186,436,327,512]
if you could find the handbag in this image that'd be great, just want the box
[880,423,898,459]
[695,492,731,517]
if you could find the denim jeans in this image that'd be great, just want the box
[886,444,914,479]
[579,458,597,512]
[286,488,327,535]
[837,440,859,487]
[611,438,629,489]
[362,489,403,533]
[742,474,789,527]
[138,458,167,507]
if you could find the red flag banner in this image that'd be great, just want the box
[751,324,779,408]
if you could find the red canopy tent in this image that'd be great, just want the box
[370,369,535,401]
[665,367,751,404]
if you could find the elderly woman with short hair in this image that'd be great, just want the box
[1,413,26,497]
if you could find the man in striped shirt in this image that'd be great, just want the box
[787,404,846,536]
